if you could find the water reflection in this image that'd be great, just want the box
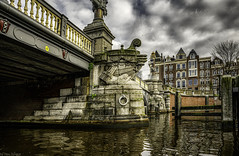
[0,114,238,155]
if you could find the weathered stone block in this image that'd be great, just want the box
[116,107,129,115]
[90,103,105,108]
[42,116,65,120]
[71,109,84,116]
[130,93,143,101]
[131,107,145,115]
[63,102,87,109]
[49,110,62,116]
[129,100,144,107]
[44,97,66,104]
[43,102,62,110]
[60,88,72,96]
[66,95,87,102]
[34,110,49,116]
[24,116,43,121]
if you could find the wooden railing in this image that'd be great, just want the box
[7,0,92,54]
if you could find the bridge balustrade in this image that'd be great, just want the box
[7,0,92,54]
[135,76,149,91]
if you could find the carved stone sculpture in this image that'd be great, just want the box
[90,0,108,18]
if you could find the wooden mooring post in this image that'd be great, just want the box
[221,75,234,129]
[175,91,181,119]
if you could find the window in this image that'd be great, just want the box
[156,66,159,72]
[177,72,180,78]
[190,53,195,59]
[165,74,168,79]
[220,69,223,75]
[182,72,186,78]
[182,80,186,87]
[200,70,204,77]
[165,66,168,71]
[189,80,192,86]
[177,81,180,88]
[206,79,210,85]
[195,61,197,68]
[182,63,186,69]
[169,73,173,80]
[177,64,180,70]
[200,62,204,69]
[194,79,198,85]
[188,62,191,68]
[206,62,210,68]
[169,65,173,71]
[200,79,204,85]
[213,70,217,75]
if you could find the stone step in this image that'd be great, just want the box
[24,116,43,121]
[63,102,87,109]
[66,95,87,102]
[44,97,66,104]
[42,115,65,121]
[43,102,63,110]
[34,110,49,116]
[60,88,73,96]
[49,110,63,116]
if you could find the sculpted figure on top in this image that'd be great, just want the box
[90,0,108,17]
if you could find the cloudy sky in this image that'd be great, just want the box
[48,0,239,79]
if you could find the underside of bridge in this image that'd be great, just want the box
[0,35,89,85]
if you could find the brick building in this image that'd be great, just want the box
[149,48,239,94]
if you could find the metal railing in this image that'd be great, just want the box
[7,0,92,54]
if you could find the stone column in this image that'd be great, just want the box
[221,75,233,126]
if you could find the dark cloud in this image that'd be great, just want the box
[132,0,150,16]
[216,0,239,29]
[48,0,239,79]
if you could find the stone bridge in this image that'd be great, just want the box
[0,0,93,83]
[0,0,150,127]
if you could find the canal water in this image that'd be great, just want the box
[0,114,238,156]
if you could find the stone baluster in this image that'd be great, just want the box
[72,29,74,43]
[35,1,40,22]
[54,16,57,33]
[24,0,29,15]
[50,13,53,30]
[17,0,22,11]
[40,6,45,25]
[77,33,80,46]
[45,10,49,28]
[66,25,69,39]
[30,0,34,19]
[10,0,15,7]
[69,27,72,41]
[57,19,61,35]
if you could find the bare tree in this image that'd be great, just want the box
[211,40,239,74]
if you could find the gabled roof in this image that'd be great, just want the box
[176,48,186,56]
[155,50,160,57]
[189,49,197,55]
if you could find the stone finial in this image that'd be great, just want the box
[127,38,141,50]
[90,0,108,19]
